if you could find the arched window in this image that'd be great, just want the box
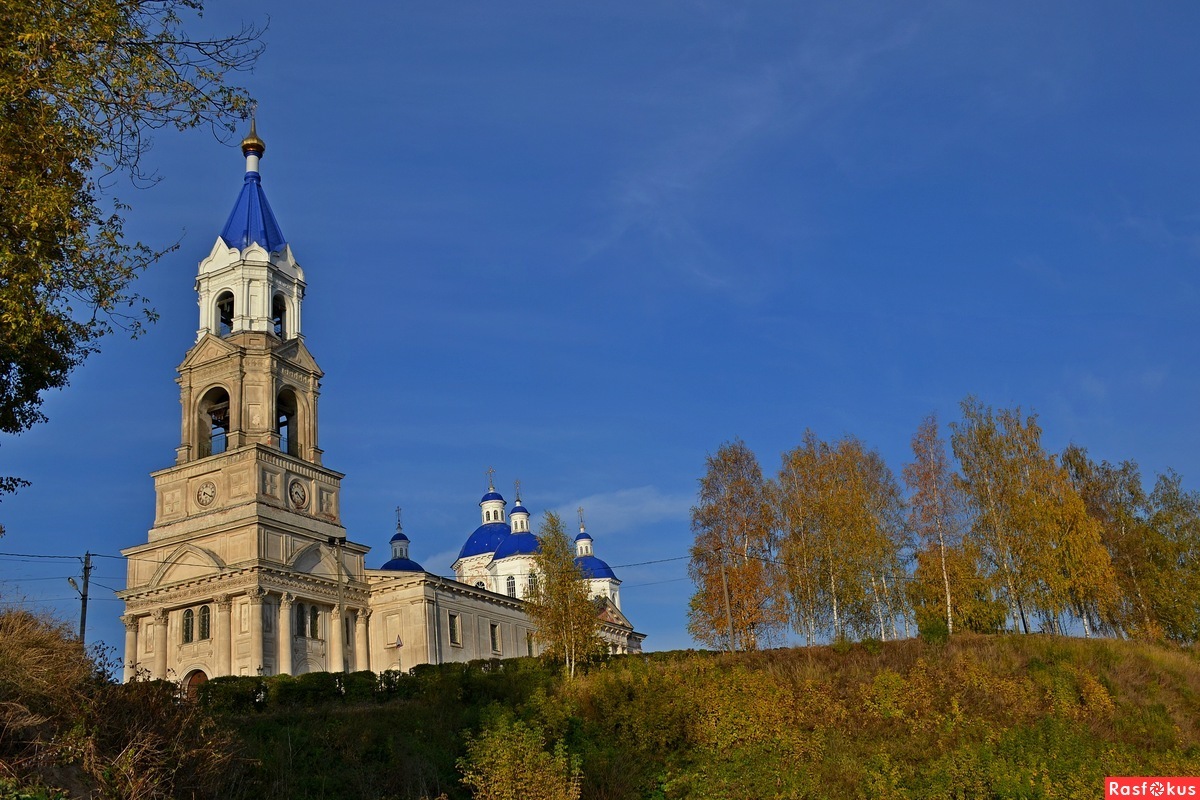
[271,294,287,339]
[309,606,319,639]
[276,389,298,456]
[215,291,235,337]
[506,575,516,597]
[527,572,537,597]
[182,608,194,644]
[198,605,211,640]
[198,386,230,458]
[295,603,306,637]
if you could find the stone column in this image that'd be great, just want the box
[121,615,139,683]
[248,587,266,675]
[277,592,294,676]
[424,596,438,665]
[328,605,344,673]
[215,595,232,677]
[152,608,168,679]
[354,609,370,672]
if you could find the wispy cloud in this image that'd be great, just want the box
[579,10,925,296]
[551,485,692,537]
[1121,214,1200,260]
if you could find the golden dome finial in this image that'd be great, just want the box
[241,115,265,158]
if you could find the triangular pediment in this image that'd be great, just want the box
[150,543,225,587]
[179,333,239,369]
[274,338,322,375]
[595,596,634,629]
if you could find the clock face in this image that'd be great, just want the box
[196,480,217,507]
[289,479,308,509]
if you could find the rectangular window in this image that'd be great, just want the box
[490,623,501,653]
[449,612,462,646]
[526,631,534,657]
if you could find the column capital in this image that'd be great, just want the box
[151,608,168,624]
[279,591,294,608]
[121,614,139,631]
[215,593,232,611]
[355,608,372,626]
[248,586,267,603]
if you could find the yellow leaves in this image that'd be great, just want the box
[689,665,832,763]
[688,439,784,650]
[459,715,582,800]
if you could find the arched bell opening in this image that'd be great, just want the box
[197,386,231,458]
[276,388,300,456]
[271,293,288,339]
[215,291,235,337]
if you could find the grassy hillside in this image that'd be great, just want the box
[208,635,1200,800]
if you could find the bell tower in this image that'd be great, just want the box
[119,124,370,683]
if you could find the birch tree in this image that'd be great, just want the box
[951,398,1037,633]
[1063,446,1155,637]
[776,432,908,643]
[688,440,783,651]
[1146,471,1200,644]
[952,398,1116,635]
[903,415,963,635]
[526,512,599,679]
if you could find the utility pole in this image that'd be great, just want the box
[67,552,92,642]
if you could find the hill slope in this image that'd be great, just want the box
[210,635,1200,799]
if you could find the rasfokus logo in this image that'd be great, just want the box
[1106,777,1200,797]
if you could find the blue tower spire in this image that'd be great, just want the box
[219,119,287,252]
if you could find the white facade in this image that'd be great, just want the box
[117,127,644,687]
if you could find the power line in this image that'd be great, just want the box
[0,551,81,561]
[624,576,691,588]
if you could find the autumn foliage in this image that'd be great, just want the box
[690,396,1200,647]
[191,636,1200,799]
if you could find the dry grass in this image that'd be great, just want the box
[0,607,251,798]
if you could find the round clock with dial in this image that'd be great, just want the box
[289,479,308,509]
[196,480,217,507]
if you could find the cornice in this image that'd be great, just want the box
[120,565,371,614]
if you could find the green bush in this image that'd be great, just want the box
[919,615,950,645]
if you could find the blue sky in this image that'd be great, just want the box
[3,1,1200,654]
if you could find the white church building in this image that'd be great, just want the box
[116,126,644,690]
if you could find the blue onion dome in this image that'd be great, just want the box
[390,530,410,543]
[380,555,424,572]
[511,502,529,515]
[575,555,617,580]
[575,530,593,542]
[480,491,505,504]
[493,531,541,560]
[458,522,509,560]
